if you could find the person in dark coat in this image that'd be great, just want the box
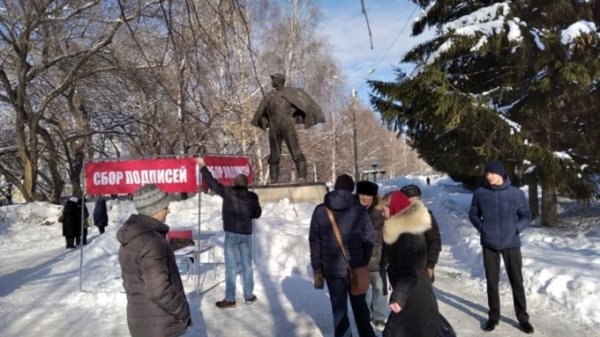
[197,157,262,308]
[251,73,325,183]
[400,184,442,283]
[117,184,191,337]
[469,160,533,334]
[61,196,89,249]
[382,191,439,337]
[356,180,388,330]
[310,174,376,337]
[93,196,109,234]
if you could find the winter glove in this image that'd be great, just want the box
[427,267,435,283]
[313,268,324,289]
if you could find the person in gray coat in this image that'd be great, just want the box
[117,184,191,337]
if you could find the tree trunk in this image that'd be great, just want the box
[20,157,36,202]
[527,179,539,220]
[541,180,558,227]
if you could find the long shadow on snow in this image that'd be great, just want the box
[253,233,299,336]
[0,249,74,297]
[282,274,331,336]
[434,287,487,324]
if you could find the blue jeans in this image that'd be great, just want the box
[326,277,376,337]
[366,271,388,322]
[224,232,254,302]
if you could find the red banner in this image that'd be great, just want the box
[201,155,253,189]
[85,157,198,195]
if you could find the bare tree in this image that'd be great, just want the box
[0,0,149,201]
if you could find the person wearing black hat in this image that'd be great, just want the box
[251,72,325,183]
[356,180,388,330]
[197,157,262,308]
[469,161,534,334]
[309,174,376,337]
[400,184,442,283]
[117,184,191,337]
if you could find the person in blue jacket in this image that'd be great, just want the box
[310,174,375,337]
[469,161,534,334]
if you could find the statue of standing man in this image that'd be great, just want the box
[252,73,325,183]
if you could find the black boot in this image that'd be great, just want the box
[295,160,307,182]
[269,164,280,184]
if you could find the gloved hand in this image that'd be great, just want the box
[313,268,324,289]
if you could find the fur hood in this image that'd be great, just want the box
[383,199,432,244]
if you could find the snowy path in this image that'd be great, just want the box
[434,251,597,337]
[184,246,599,337]
[1,190,599,337]
[2,239,597,337]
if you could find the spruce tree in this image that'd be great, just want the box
[370,0,600,227]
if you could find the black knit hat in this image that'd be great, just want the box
[334,174,354,192]
[400,184,421,198]
[356,181,378,196]
[484,160,506,177]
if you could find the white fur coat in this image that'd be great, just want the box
[383,199,432,245]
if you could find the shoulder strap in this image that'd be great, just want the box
[326,208,351,268]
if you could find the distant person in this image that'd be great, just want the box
[60,196,89,248]
[93,196,109,234]
[469,160,533,334]
[356,180,388,330]
[310,174,376,337]
[116,184,191,337]
[197,157,262,308]
[382,191,440,337]
[426,177,431,186]
[399,184,441,282]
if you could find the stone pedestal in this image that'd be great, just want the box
[252,182,327,204]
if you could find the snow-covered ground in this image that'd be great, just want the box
[0,176,598,336]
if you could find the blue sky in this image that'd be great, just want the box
[318,0,433,103]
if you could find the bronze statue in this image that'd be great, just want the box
[252,73,325,183]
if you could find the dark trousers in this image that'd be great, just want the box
[483,246,529,323]
[326,277,375,337]
[267,114,305,165]
[75,228,88,245]
[65,236,75,248]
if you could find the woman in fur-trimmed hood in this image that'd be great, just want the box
[382,191,440,337]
